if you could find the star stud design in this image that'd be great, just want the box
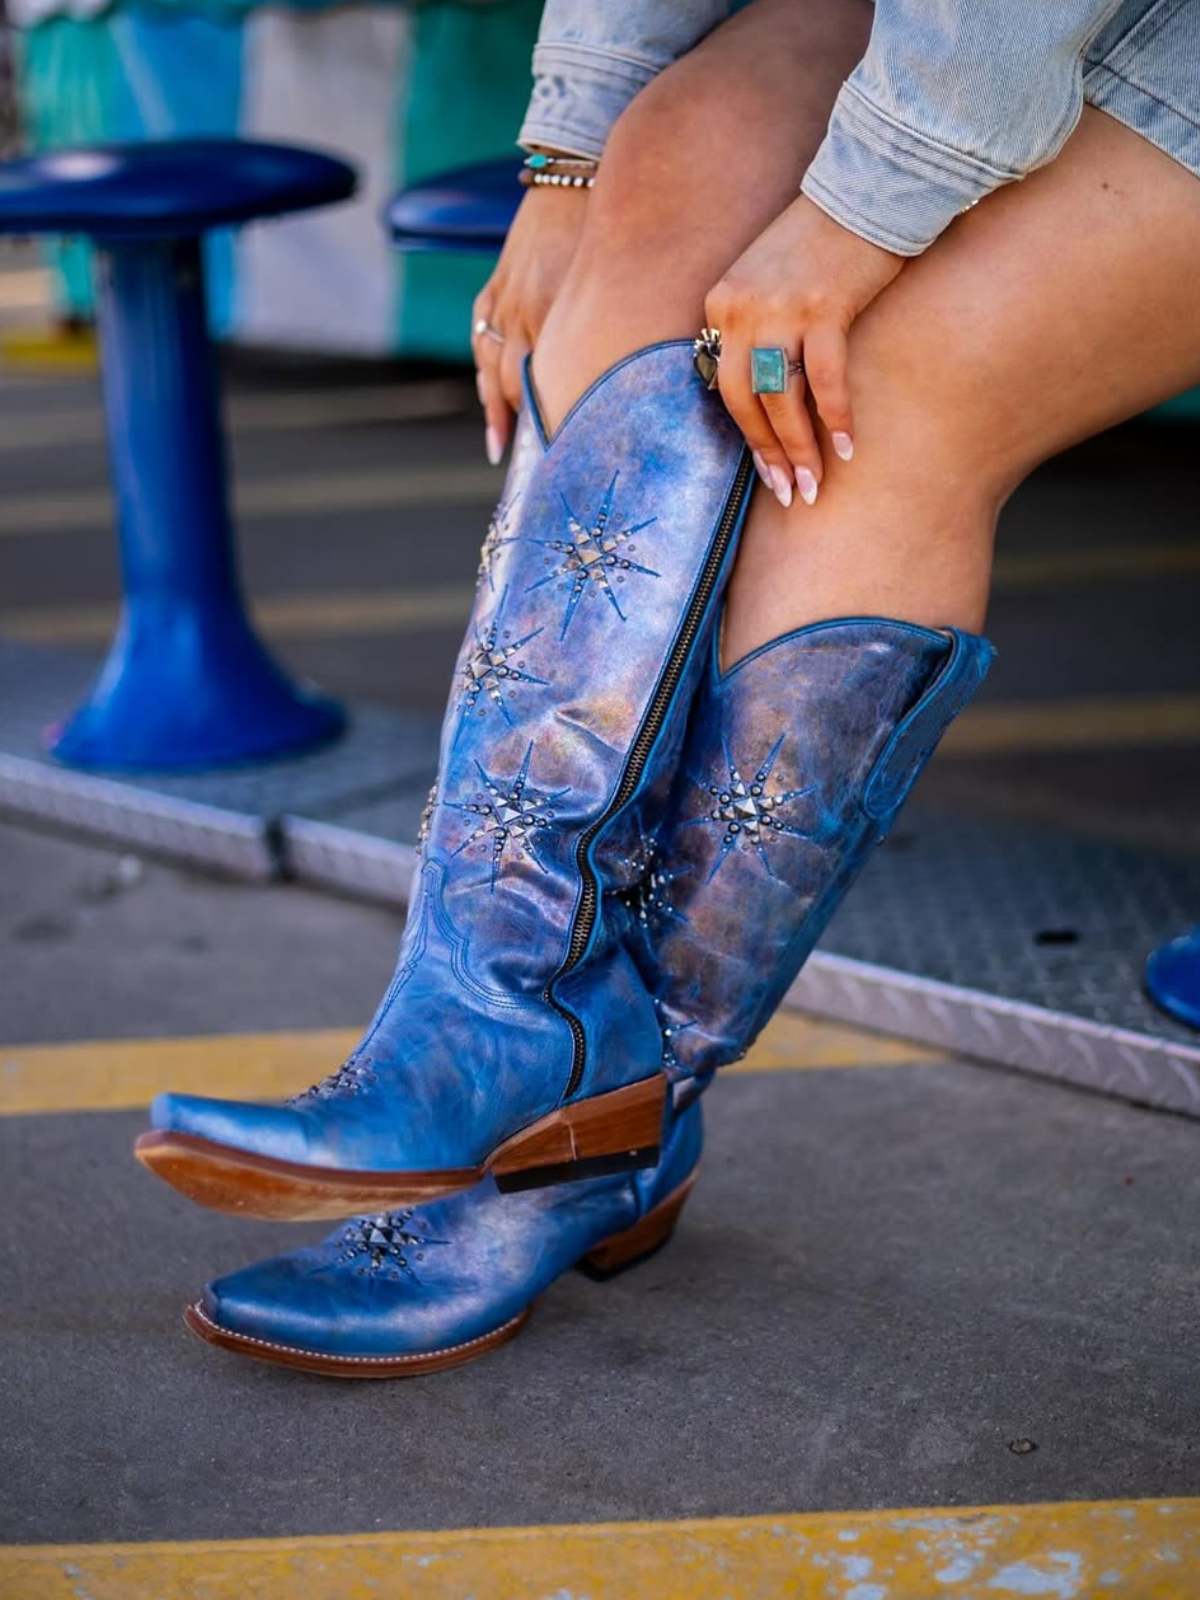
[478,496,518,594]
[522,473,659,637]
[654,998,699,1076]
[619,830,689,932]
[291,1051,379,1104]
[684,733,816,881]
[456,592,547,727]
[416,780,438,854]
[334,1210,448,1283]
[445,741,567,892]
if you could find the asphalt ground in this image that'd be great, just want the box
[2,251,1200,1595]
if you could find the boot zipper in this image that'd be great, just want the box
[548,451,753,1099]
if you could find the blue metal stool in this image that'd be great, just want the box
[0,139,356,770]
[386,157,520,254]
[1146,927,1200,1030]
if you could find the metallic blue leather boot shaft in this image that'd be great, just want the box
[144,343,749,1204]
[187,1103,703,1376]
[624,619,995,1092]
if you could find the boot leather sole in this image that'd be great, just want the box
[182,1174,695,1378]
[135,1071,669,1222]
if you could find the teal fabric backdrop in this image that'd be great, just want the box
[393,0,542,358]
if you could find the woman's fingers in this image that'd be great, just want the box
[714,338,797,509]
[499,323,531,421]
[802,320,855,460]
[471,289,509,464]
[476,363,508,465]
[757,370,822,505]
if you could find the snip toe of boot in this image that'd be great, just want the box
[148,1093,312,1163]
[189,1253,529,1376]
[197,1259,331,1354]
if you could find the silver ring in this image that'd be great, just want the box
[473,317,505,346]
[693,326,722,390]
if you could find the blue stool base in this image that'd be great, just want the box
[1145,926,1200,1031]
[49,693,345,774]
[43,232,350,774]
[45,607,345,772]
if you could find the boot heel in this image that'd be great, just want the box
[491,1073,667,1193]
[579,1174,696,1280]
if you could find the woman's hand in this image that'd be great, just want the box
[705,195,904,506]
[472,185,589,462]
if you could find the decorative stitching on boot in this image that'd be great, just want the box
[190,1302,527,1364]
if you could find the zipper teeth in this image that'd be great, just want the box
[547,452,753,1098]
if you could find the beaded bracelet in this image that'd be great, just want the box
[520,169,595,189]
[520,151,598,190]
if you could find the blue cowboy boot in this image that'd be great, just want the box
[627,618,995,1102]
[137,343,752,1220]
[186,1101,703,1378]
[182,617,990,1378]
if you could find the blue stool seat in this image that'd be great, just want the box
[1146,926,1200,1030]
[387,157,521,254]
[0,139,355,239]
[0,138,357,771]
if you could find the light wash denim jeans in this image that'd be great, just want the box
[518,0,1200,256]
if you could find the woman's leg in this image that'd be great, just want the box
[721,105,1200,660]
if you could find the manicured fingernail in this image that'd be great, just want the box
[795,467,819,506]
[751,450,772,490]
[832,431,854,462]
[769,465,793,509]
[485,425,503,466]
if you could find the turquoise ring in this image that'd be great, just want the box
[750,347,804,394]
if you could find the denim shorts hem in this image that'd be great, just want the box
[1084,63,1200,182]
[1082,0,1200,183]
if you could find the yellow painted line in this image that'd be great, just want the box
[941,691,1200,757]
[3,1498,1195,1599]
[0,461,500,536]
[0,324,98,372]
[992,538,1200,590]
[730,1007,938,1072]
[0,379,468,451]
[0,1013,939,1116]
[0,1027,355,1115]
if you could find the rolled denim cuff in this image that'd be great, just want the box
[801,82,1022,257]
[518,43,659,160]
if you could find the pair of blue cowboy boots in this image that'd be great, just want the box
[138,343,994,1377]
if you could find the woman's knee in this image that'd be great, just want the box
[566,74,768,327]
[566,0,868,323]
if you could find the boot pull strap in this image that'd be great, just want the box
[862,629,996,821]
